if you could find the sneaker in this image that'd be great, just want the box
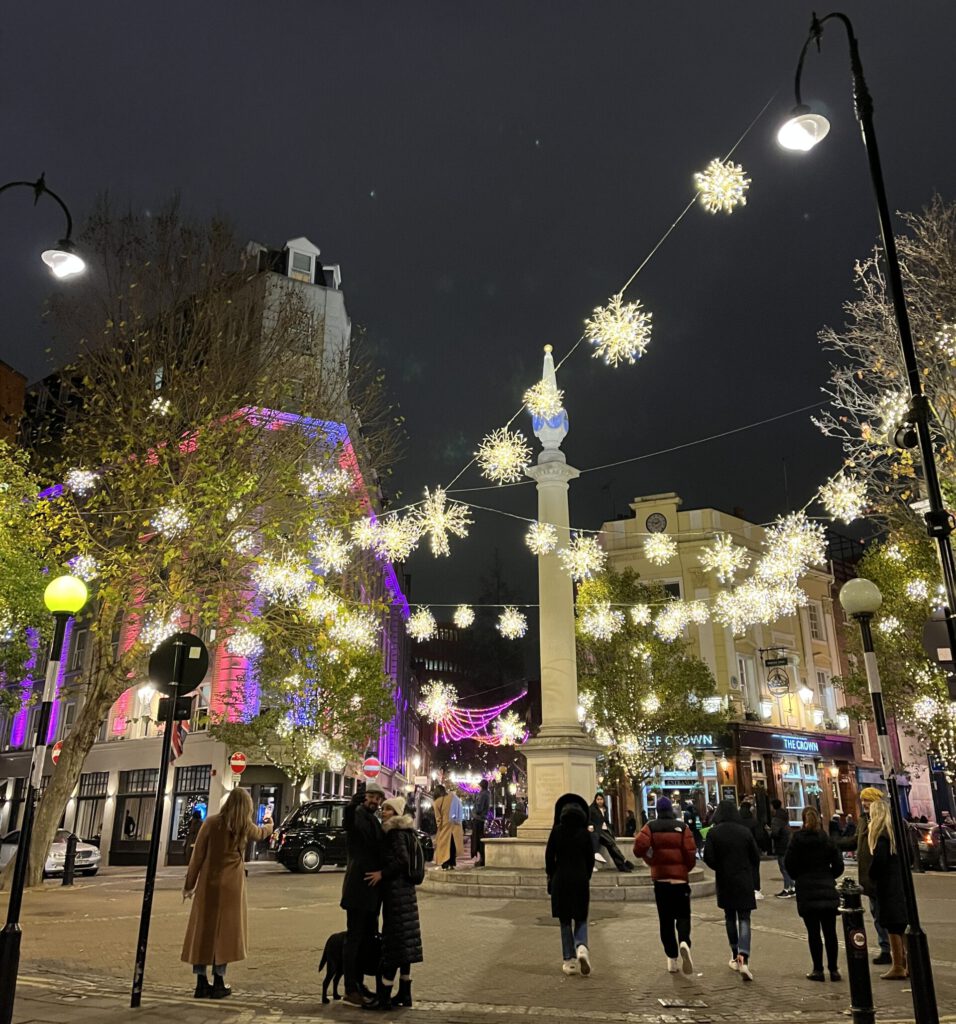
[738,956,753,982]
[774,889,794,899]
[561,959,578,975]
[667,957,680,973]
[576,945,591,976]
[594,852,607,864]
[788,887,796,895]
[728,957,740,972]
[679,941,694,975]
[754,890,765,900]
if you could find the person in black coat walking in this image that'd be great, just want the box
[770,799,794,898]
[739,801,764,898]
[545,793,594,977]
[703,800,760,981]
[868,797,908,980]
[589,793,632,871]
[784,806,844,981]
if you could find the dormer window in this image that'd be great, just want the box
[289,250,314,283]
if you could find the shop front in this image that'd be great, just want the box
[639,731,728,821]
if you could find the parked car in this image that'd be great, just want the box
[0,829,101,877]
[916,824,956,870]
[271,798,434,874]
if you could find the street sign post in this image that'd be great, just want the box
[230,751,248,775]
[362,756,382,779]
[764,657,789,667]
[50,742,63,766]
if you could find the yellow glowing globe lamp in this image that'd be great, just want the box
[777,105,831,151]
[43,574,89,616]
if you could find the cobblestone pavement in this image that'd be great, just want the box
[5,859,956,1024]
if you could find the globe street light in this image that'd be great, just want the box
[781,13,956,704]
[0,574,89,1024]
[0,174,85,278]
[839,578,937,1024]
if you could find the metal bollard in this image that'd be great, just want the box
[61,833,78,887]
[839,878,875,1024]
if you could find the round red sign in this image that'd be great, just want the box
[230,751,247,775]
[51,741,63,766]
[362,756,382,779]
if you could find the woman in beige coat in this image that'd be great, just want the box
[181,788,272,999]
[432,784,464,870]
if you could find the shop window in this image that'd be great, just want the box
[808,601,826,642]
[116,769,159,843]
[75,772,108,843]
[751,757,765,776]
[171,764,211,843]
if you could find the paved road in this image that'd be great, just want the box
[5,859,956,1024]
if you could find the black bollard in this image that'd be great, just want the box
[839,878,875,1024]
[61,833,78,887]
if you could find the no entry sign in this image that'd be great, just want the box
[51,741,63,766]
[230,751,247,775]
[362,756,382,779]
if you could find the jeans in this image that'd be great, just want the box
[724,908,752,958]
[192,964,226,976]
[778,855,794,890]
[473,820,485,864]
[868,895,891,953]
[802,910,840,972]
[344,908,380,994]
[559,918,588,960]
[653,881,691,959]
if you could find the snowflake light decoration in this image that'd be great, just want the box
[305,587,342,622]
[329,608,380,650]
[65,468,100,496]
[558,534,606,581]
[877,615,902,635]
[526,521,558,556]
[151,502,190,539]
[151,395,172,416]
[302,464,353,497]
[756,512,826,583]
[654,602,689,641]
[641,693,661,714]
[231,528,256,555]
[67,554,99,582]
[140,608,181,652]
[585,292,652,367]
[377,516,422,562]
[906,578,930,601]
[407,607,438,642]
[819,473,867,525]
[630,604,652,626]
[672,747,695,772]
[351,517,379,551]
[912,696,940,723]
[227,627,264,660]
[493,710,526,746]
[414,487,472,557]
[700,533,750,583]
[523,378,564,419]
[644,532,677,566]
[694,158,751,214]
[497,606,528,639]
[312,525,351,574]
[581,601,625,641]
[418,680,459,723]
[453,604,476,629]
[475,427,532,485]
[253,553,312,601]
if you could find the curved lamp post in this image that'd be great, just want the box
[780,13,956,704]
[0,174,85,278]
[0,574,89,1024]
[839,578,937,1024]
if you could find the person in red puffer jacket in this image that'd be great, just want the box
[633,797,699,974]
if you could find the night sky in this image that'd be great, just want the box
[3,2,956,617]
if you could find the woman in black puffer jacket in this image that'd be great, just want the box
[784,806,844,982]
[378,797,423,1009]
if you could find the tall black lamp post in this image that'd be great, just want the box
[0,574,89,1024]
[0,173,85,278]
[781,13,956,700]
[839,578,938,1024]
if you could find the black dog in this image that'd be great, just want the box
[318,931,382,1004]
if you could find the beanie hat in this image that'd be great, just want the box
[364,780,386,796]
[860,787,884,803]
[383,796,407,817]
[656,796,673,814]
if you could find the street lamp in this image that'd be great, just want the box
[412,753,421,772]
[0,574,88,1024]
[781,13,956,704]
[839,578,938,1024]
[0,174,85,278]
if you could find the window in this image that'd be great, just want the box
[289,251,314,283]
[75,772,108,843]
[808,601,826,642]
[60,702,77,740]
[816,670,836,718]
[857,718,871,759]
[737,653,760,712]
[70,629,89,671]
[662,580,683,600]
[171,765,211,842]
[120,768,159,794]
[751,757,765,776]
[191,684,210,733]
[116,769,159,843]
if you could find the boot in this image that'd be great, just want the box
[391,977,412,1008]
[193,975,211,999]
[361,978,393,1011]
[209,975,232,999]
[880,934,907,980]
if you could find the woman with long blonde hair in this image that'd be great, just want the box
[181,787,273,999]
[867,798,908,980]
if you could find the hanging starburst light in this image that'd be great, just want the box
[453,604,476,629]
[227,628,264,660]
[558,534,606,581]
[819,473,867,525]
[476,427,533,485]
[581,601,625,641]
[630,604,652,626]
[493,710,526,747]
[756,512,827,583]
[329,608,380,650]
[351,517,379,551]
[644,533,677,566]
[654,602,689,642]
[312,525,351,574]
[700,533,750,583]
[906,579,930,601]
[377,516,422,562]
[302,464,353,497]
[418,680,459,723]
[877,615,902,635]
[523,378,564,420]
[694,158,751,214]
[414,487,472,557]
[407,607,437,642]
[253,553,312,602]
[151,502,190,539]
[497,606,528,640]
[585,292,653,367]
[65,468,100,496]
[526,521,558,556]
[305,586,342,622]
[140,608,181,652]
[672,747,695,772]
[641,693,661,714]
[67,554,99,582]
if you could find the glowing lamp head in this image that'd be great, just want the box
[798,686,815,705]
[777,105,831,151]
[412,754,421,771]
[43,574,88,615]
[839,577,883,618]
[41,238,86,279]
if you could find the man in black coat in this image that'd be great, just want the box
[473,778,492,867]
[340,780,386,1005]
[770,799,795,898]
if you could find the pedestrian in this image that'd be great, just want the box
[375,796,424,1008]
[770,799,795,898]
[433,784,464,870]
[340,780,386,1007]
[840,787,892,965]
[703,799,760,981]
[624,809,637,837]
[829,814,843,839]
[183,809,203,864]
[868,797,908,980]
[473,778,491,867]
[545,793,594,976]
[842,814,857,841]
[180,788,273,999]
[633,795,698,974]
[124,810,137,838]
[784,806,844,981]
[702,803,715,827]
[682,801,703,856]
[739,801,764,899]
[589,792,632,871]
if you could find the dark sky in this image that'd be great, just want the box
[3,2,956,613]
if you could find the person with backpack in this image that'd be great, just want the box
[632,796,698,974]
[374,796,424,1009]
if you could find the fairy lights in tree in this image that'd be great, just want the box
[906,579,929,601]
[311,524,351,574]
[418,680,459,723]
[694,158,751,214]
[672,747,695,772]
[558,534,606,581]
[151,502,190,539]
[585,292,653,367]
[302,464,353,497]
[414,487,472,557]
[67,554,99,582]
[526,521,558,556]
[329,608,380,650]
[497,606,528,639]
[818,473,867,525]
[150,396,172,416]
[253,552,312,602]
[641,693,660,714]
[226,627,264,660]
[304,586,342,622]
[492,710,526,747]
[581,601,625,640]
[65,468,100,496]
[912,696,939,723]
[644,533,677,566]
[453,604,475,629]
[407,607,437,642]
[523,378,564,419]
[700,533,750,583]
[140,608,181,652]
[877,615,902,635]
[475,427,532,484]
[231,528,256,555]
[630,604,652,625]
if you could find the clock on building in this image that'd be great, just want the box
[645,512,668,533]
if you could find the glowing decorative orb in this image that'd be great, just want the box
[151,502,190,539]
[819,473,867,525]
[558,535,606,581]
[476,427,533,485]
[912,696,940,723]
[694,158,751,214]
[630,604,652,626]
[226,627,264,660]
[700,533,750,583]
[644,533,677,566]
[523,378,564,420]
[418,680,459,722]
[407,607,438,642]
[453,604,476,629]
[305,588,342,622]
[65,468,100,496]
[672,747,695,772]
[497,606,528,639]
[414,487,472,557]
[378,516,422,561]
[757,512,827,583]
[351,517,379,550]
[585,292,652,367]
[526,521,559,556]
[581,601,625,641]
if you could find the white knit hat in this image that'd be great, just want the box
[383,796,407,817]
